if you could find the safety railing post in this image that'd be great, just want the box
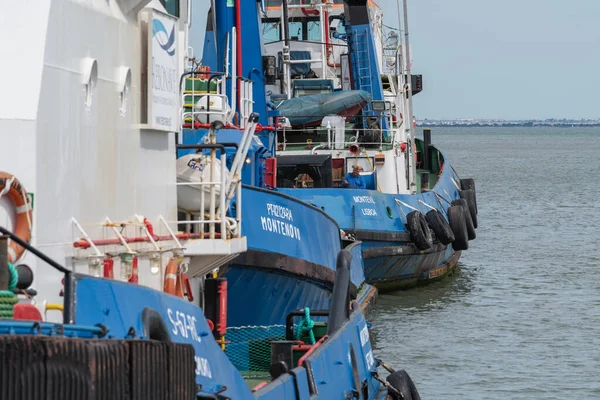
[220,153,227,239]
[236,181,242,238]
[0,235,8,291]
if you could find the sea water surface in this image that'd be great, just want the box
[369,127,600,399]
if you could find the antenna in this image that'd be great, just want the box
[399,0,417,193]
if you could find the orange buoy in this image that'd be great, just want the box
[0,172,32,263]
[174,272,185,298]
[163,258,183,298]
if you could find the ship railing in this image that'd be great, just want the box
[67,214,197,295]
[175,114,260,239]
[238,77,254,128]
[276,124,401,152]
[180,71,232,127]
[180,75,254,129]
[182,96,231,125]
[175,144,236,241]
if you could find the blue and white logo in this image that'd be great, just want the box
[152,19,176,56]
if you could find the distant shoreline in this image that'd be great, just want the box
[417,122,600,128]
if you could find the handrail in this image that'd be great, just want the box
[177,144,226,152]
[0,226,68,274]
[279,141,390,147]
[0,225,75,324]
[176,139,245,238]
[179,70,225,96]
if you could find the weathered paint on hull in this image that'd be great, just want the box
[356,283,379,315]
[226,264,379,327]
[363,243,461,293]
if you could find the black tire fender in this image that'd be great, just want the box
[448,205,468,251]
[406,211,433,251]
[425,210,455,245]
[452,199,475,240]
[141,308,172,342]
[386,370,421,400]
[460,188,478,228]
[460,178,477,215]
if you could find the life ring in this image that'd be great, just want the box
[406,210,433,251]
[424,209,455,245]
[163,258,182,297]
[300,0,319,15]
[0,172,32,263]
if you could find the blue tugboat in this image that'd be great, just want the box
[258,0,479,291]
[178,0,378,329]
[0,230,418,399]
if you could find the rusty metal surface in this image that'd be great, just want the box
[0,335,195,400]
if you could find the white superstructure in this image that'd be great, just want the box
[262,0,419,195]
[0,0,245,317]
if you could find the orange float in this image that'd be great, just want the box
[0,172,32,263]
[163,258,181,297]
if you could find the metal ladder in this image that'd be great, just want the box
[352,30,374,97]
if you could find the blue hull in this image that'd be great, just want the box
[0,272,387,399]
[0,245,386,399]
[362,240,461,291]
[226,265,332,327]
[279,156,465,290]
[222,185,369,327]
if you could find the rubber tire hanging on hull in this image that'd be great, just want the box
[452,199,476,240]
[386,370,421,400]
[460,188,478,228]
[425,210,455,245]
[406,211,433,250]
[460,178,477,214]
[448,205,468,251]
[141,308,172,342]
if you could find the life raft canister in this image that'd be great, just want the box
[0,172,32,263]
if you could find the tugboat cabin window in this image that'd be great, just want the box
[160,0,179,17]
[307,20,321,41]
[262,17,321,42]
[288,21,303,41]
[263,21,281,43]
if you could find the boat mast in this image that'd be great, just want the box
[401,0,417,193]
[282,0,292,99]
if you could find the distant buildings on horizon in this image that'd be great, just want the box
[417,118,600,127]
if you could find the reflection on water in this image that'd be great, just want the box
[369,264,475,349]
[376,265,474,312]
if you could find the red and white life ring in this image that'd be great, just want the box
[0,172,32,263]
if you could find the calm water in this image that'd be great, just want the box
[369,127,600,399]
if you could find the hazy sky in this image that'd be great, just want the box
[190,0,600,120]
[380,0,600,120]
